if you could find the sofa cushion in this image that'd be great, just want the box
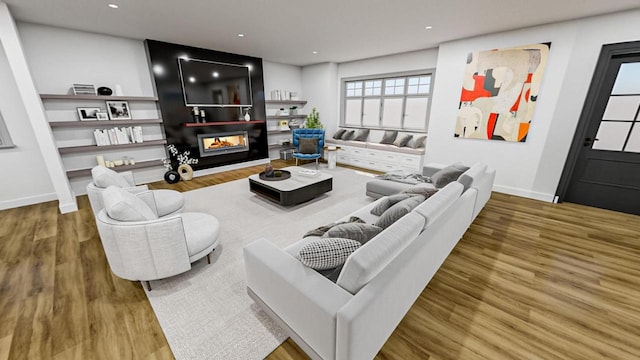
[401,185,439,198]
[430,163,470,189]
[153,189,185,217]
[374,195,426,229]
[393,134,412,147]
[102,186,158,221]
[322,223,383,245]
[407,135,426,149]
[299,138,318,154]
[457,163,488,192]
[365,142,425,155]
[341,130,355,140]
[299,238,361,270]
[92,165,131,188]
[182,212,220,256]
[379,130,398,144]
[353,129,370,141]
[370,193,414,216]
[413,182,463,228]
[332,129,347,139]
[337,212,425,294]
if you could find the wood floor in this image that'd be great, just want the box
[1,160,639,359]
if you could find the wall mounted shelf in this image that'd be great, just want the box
[49,119,163,128]
[265,100,307,106]
[267,129,293,135]
[40,94,158,101]
[266,115,308,120]
[66,159,164,179]
[182,120,265,127]
[58,139,167,154]
[268,144,294,150]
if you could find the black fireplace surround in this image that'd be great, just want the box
[145,40,268,171]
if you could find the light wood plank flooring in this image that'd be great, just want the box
[1,160,639,359]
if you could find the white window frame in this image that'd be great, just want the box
[0,111,15,149]
[340,70,434,133]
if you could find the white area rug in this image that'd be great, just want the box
[144,166,375,360]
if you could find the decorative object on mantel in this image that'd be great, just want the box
[97,86,113,96]
[162,157,180,184]
[167,144,198,181]
[244,107,252,121]
[200,109,206,122]
[192,106,200,123]
[304,107,323,129]
[265,163,274,177]
[72,83,96,95]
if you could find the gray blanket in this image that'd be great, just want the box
[375,170,431,185]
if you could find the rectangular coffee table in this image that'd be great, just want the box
[248,166,333,206]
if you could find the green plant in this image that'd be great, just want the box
[304,107,323,129]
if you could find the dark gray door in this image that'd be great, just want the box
[561,43,640,215]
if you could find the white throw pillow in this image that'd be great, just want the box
[102,186,157,221]
[299,238,361,270]
[92,165,131,188]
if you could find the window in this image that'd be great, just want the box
[342,71,433,131]
[0,111,15,149]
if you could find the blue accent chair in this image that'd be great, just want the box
[292,128,325,169]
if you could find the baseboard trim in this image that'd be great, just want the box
[0,192,57,211]
[193,158,270,177]
[492,185,554,202]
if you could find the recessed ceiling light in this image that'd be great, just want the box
[312,51,318,54]
[212,72,219,78]
[237,34,245,37]
[189,77,196,83]
[424,26,433,30]
[108,4,119,9]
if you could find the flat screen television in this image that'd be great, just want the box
[178,58,252,107]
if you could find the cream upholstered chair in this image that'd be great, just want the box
[95,186,220,290]
[86,165,184,217]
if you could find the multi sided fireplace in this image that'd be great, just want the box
[197,131,249,157]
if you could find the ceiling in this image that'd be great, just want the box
[4,0,640,66]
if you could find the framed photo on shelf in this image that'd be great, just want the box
[106,101,131,120]
[96,112,109,121]
[76,107,101,121]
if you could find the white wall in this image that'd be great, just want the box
[302,62,339,136]
[335,49,439,141]
[16,22,166,196]
[0,44,56,209]
[426,9,640,201]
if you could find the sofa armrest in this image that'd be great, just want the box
[244,238,352,360]
[421,162,447,177]
[125,185,149,194]
[120,171,136,186]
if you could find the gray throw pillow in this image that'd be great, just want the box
[393,134,413,147]
[401,186,439,198]
[374,195,426,229]
[322,223,383,245]
[332,129,347,139]
[370,193,414,216]
[430,164,469,188]
[353,129,370,142]
[341,130,355,140]
[407,135,427,149]
[379,130,398,144]
[299,238,361,270]
[299,138,318,154]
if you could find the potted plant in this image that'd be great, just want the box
[304,107,323,129]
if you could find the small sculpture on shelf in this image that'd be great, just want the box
[167,144,198,181]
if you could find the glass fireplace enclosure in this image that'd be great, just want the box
[197,131,249,157]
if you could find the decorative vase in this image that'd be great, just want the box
[164,170,180,184]
[178,164,194,180]
[265,164,274,177]
[244,110,251,121]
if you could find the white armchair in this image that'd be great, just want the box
[95,186,220,290]
[86,165,184,217]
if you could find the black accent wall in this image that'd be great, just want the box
[145,40,268,171]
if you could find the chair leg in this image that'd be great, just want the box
[207,252,211,264]
[315,158,319,169]
[145,281,152,291]
[296,158,299,166]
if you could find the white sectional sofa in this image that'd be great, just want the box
[243,163,495,360]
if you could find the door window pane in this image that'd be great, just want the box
[382,98,403,128]
[345,99,362,126]
[592,121,632,151]
[404,97,429,129]
[611,62,640,95]
[362,99,380,127]
[602,95,640,120]
[624,124,640,153]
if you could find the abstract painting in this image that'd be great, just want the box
[455,43,550,142]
